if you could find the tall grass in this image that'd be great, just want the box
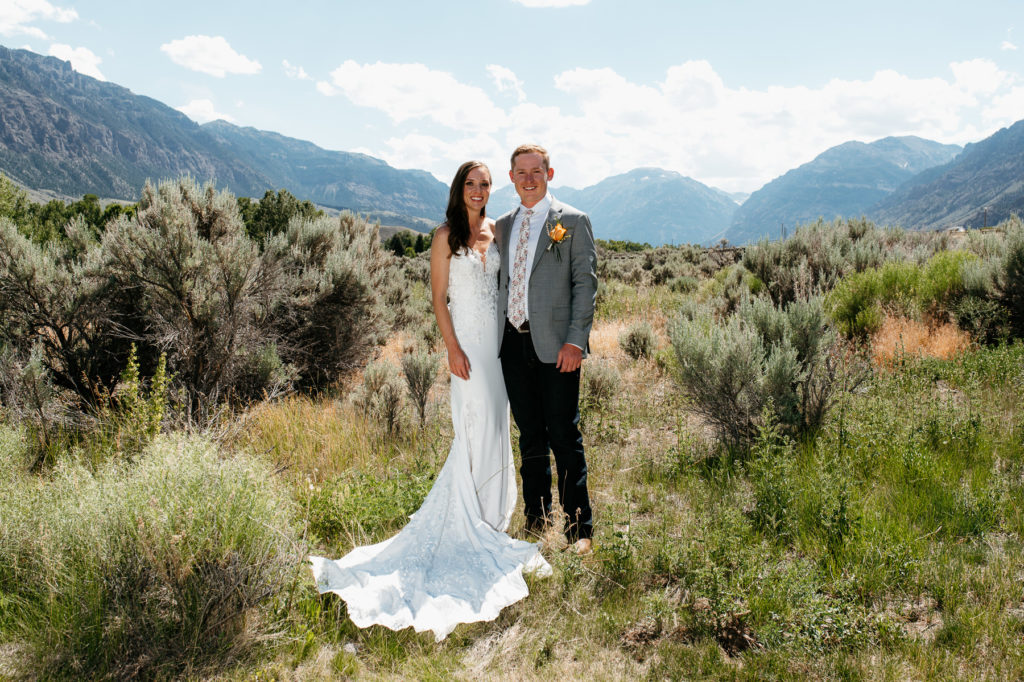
[0,433,301,679]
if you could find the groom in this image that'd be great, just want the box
[497,144,598,555]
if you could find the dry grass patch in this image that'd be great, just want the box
[238,396,379,482]
[871,315,973,369]
[589,320,629,359]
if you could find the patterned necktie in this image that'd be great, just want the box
[508,208,533,328]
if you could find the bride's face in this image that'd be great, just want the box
[463,167,491,213]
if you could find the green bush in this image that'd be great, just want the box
[671,296,850,447]
[619,321,658,360]
[0,215,133,405]
[94,344,169,461]
[827,249,1003,339]
[919,250,978,319]
[669,274,699,293]
[747,411,797,543]
[826,263,912,338]
[701,264,763,315]
[0,436,299,679]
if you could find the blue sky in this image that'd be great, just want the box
[2,0,1023,193]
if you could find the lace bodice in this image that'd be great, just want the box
[447,242,499,347]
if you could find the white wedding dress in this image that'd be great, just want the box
[310,242,550,641]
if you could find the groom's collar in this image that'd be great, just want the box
[517,193,552,218]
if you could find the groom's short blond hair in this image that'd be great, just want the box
[510,144,550,171]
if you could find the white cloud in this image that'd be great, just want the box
[0,0,76,38]
[176,99,235,124]
[283,59,310,80]
[951,58,1011,95]
[160,35,261,78]
[338,59,1024,193]
[511,0,591,6]
[48,43,105,80]
[487,64,526,102]
[1002,40,1018,51]
[321,60,507,132]
[315,80,337,96]
[984,85,1024,124]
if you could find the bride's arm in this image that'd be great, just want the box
[430,225,471,380]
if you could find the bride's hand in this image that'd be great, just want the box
[448,346,471,380]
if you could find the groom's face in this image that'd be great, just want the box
[510,152,554,208]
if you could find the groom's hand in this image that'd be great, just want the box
[556,344,582,373]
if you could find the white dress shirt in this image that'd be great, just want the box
[506,193,552,323]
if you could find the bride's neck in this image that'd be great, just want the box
[466,210,486,236]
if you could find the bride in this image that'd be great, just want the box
[309,161,550,641]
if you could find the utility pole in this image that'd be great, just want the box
[983,206,988,229]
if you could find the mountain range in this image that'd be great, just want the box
[489,168,738,245]
[3,43,1024,245]
[726,136,962,244]
[871,119,1024,230]
[0,45,446,228]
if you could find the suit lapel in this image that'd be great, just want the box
[531,201,563,274]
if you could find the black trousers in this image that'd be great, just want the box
[500,320,593,541]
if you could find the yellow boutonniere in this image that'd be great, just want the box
[546,221,570,261]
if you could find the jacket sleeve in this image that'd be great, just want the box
[565,211,598,353]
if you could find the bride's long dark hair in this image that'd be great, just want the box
[445,161,489,257]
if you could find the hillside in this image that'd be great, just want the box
[0,46,446,226]
[727,136,961,243]
[870,119,1024,229]
[200,121,446,226]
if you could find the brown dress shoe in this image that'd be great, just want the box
[566,538,592,555]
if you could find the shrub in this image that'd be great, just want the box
[827,264,906,339]
[0,436,299,679]
[101,179,294,413]
[669,274,699,294]
[747,410,797,543]
[701,264,763,315]
[619,321,658,360]
[953,296,1010,345]
[354,361,405,435]
[0,178,402,424]
[0,342,76,467]
[0,215,131,405]
[94,344,169,460]
[401,349,439,428]
[265,211,403,391]
[671,296,852,447]
[582,361,619,412]
[919,250,978,320]
[999,217,1024,339]
[742,218,950,307]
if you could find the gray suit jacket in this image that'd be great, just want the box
[497,197,598,363]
